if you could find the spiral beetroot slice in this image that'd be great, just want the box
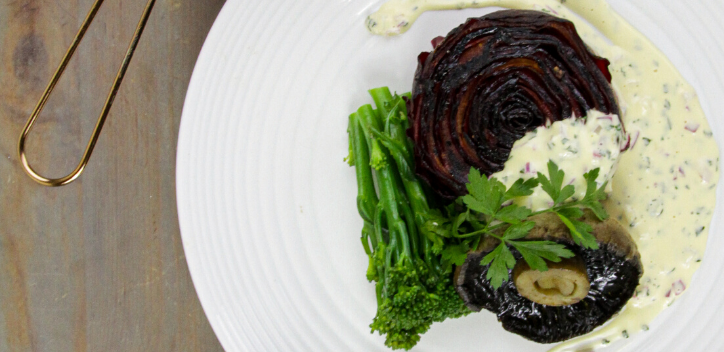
[408,10,621,199]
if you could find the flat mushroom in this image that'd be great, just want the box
[454,210,643,343]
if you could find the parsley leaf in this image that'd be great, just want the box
[504,178,539,200]
[556,207,584,220]
[557,213,599,249]
[502,221,536,240]
[538,160,565,201]
[511,241,575,271]
[537,171,556,202]
[583,168,600,196]
[422,220,450,238]
[451,210,469,237]
[420,211,449,254]
[495,205,532,224]
[482,243,516,289]
[579,168,609,220]
[514,241,575,262]
[442,244,470,268]
[421,210,451,238]
[556,184,576,205]
[547,160,566,190]
[481,242,503,266]
[580,168,608,220]
[584,200,608,221]
[462,168,503,215]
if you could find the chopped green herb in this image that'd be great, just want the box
[455,160,606,289]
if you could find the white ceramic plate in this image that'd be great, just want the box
[176,0,724,351]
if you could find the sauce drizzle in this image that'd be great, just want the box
[368,0,720,350]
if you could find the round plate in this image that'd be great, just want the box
[176,0,724,351]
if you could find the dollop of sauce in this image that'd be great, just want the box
[493,110,626,211]
[368,0,721,350]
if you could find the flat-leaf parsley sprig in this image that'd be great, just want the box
[532,161,609,248]
[436,161,610,289]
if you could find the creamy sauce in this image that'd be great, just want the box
[368,0,720,350]
[493,110,626,211]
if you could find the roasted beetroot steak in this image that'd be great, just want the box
[408,10,621,199]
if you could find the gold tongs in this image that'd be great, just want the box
[18,0,156,187]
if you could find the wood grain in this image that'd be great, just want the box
[0,0,226,351]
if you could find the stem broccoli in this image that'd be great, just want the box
[347,88,470,350]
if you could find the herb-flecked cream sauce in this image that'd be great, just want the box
[493,110,626,212]
[367,0,720,350]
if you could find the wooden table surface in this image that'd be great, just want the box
[0,1,226,350]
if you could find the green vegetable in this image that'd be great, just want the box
[356,104,387,170]
[348,112,378,223]
[347,88,469,350]
[535,162,608,249]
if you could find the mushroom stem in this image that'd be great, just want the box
[512,257,590,306]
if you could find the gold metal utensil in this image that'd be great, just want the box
[18,0,156,187]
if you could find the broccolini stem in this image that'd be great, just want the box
[398,197,419,257]
[373,206,386,294]
[421,234,436,274]
[374,205,385,251]
[371,127,435,256]
[369,87,395,119]
[379,162,411,262]
[356,105,387,169]
[349,113,379,223]
[368,100,440,251]
[363,222,378,283]
[383,236,396,299]
[376,240,388,303]
[368,91,430,221]
[345,117,355,167]
[371,94,426,262]
[361,222,373,255]
[371,87,413,159]
[366,220,378,250]
[370,128,414,170]
[369,91,449,274]
[358,105,413,261]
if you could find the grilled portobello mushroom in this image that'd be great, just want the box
[454,210,642,343]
